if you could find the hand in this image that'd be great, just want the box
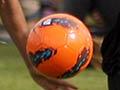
[30,68,78,90]
[0,1,77,90]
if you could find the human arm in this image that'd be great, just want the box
[0,0,77,90]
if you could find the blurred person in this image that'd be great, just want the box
[0,0,77,90]
[101,14,120,90]
[20,0,41,29]
[20,0,60,29]
[63,0,120,90]
[40,0,58,17]
[20,0,40,21]
[63,0,120,34]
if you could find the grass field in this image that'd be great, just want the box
[0,44,107,90]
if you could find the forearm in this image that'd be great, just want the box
[0,0,42,76]
[0,1,47,81]
[0,0,31,69]
[0,1,78,90]
[0,0,27,50]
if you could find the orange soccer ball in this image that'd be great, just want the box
[26,13,93,79]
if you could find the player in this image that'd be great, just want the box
[101,15,120,90]
[63,0,120,90]
[0,0,77,90]
[63,0,120,33]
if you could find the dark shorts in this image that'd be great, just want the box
[63,0,120,29]
[101,15,120,76]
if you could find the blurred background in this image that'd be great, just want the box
[0,0,108,90]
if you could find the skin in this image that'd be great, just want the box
[0,0,77,90]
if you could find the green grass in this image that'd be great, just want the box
[0,44,107,90]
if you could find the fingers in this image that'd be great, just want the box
[53,81,78,90]
[43,79,78,90]
[55,79,78,90]
[62,85,78,90]
[32,74,78,90]
[61,84,78,90]
[55,87,78,90]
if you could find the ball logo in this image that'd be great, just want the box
[29,48,57,66]
[41,18,77,29]
[42,19,52,26]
